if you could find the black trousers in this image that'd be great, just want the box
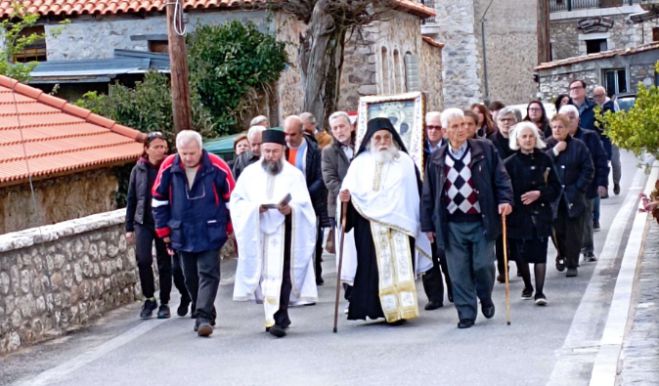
[134,223,187,304]
[422,242,453,304]
[179,248,220,322]
[554,204,585,270]
[274,215,293,328]
[314,222,323,281]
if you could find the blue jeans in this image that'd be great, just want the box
[444,221,496,322]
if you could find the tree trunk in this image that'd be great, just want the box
[300,0,347,128]
[166,3,193,133]
[537,0,551,64]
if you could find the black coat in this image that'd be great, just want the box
[288,137,329,226]
[545,136,594,218]
[573,127,608,198]
[421,139,514,250]
[125,157,157,232]
[321,139,352,218]
[487,131,515,160]
[504,149,561,239]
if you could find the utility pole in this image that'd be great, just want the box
[166,0,192,133]
[537,0,551,64]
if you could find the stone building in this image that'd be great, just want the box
[0,0,443,126]
[0,75,144,234]
[422,0,540,107]
[535,41,659,101]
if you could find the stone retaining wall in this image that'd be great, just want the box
[0,209,138,355]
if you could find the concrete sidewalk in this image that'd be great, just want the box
[617,220,659,385]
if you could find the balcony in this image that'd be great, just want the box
[550,0,645,12]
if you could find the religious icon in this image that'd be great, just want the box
[356,92,425,176]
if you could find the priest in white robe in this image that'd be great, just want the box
[231,129,318,338]
[339,117,432,325]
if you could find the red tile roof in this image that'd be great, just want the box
[422,36,444,48]
[536,41,659,71]
[0,75,145,188]
[0,0,435,19]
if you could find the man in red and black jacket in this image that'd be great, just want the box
[152,130,235,337]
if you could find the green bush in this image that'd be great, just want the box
[187,21,287,132]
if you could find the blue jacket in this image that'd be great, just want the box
[576,98,597,132]
[421,139,514,250]
[152,150,235,253]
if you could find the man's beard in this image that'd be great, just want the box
[371,145,399,163]
[261,158,283,175]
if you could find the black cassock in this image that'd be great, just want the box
[344,202,415,321]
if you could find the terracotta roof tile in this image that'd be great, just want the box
[536,41,659,71]
[0,0,435,19]
[0,75,143,187]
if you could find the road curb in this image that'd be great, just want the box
[589,162,658,386]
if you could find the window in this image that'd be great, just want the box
[586,38,607,54]
[603,68,627,95]
[404,52,420,92]
[653,27,659,42]
[148,40,168,53]
[13,25,47,62]
[381,47,389,94]
[393,49,402,93]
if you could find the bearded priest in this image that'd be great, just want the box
[231,129,318,338]
[339,117,432,325]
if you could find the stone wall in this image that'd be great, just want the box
[475,0,539,104]
[0,209,138,354]
[433,0,483,107]
[273,12,307,120]
[419,39,444,111]
[0,168,120,235]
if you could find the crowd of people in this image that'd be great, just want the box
[124,79,622,337]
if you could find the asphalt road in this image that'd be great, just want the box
[1,151,646,386]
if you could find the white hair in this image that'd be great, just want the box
[441,108,464,128]
[426,111,442,123]
[300,112,317,125]
[328,111,350,126]
[509,122,546,150]
[497,106,519,122]
[176,130,203,149]
[247,125,266,141]
[249,115,269,127]
[558,104,579,117]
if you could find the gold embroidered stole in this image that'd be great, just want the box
[370,222,419,322]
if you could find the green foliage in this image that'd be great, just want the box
[187,21,287,132]
[77,71,215,144]
[0,12,41,82]
[601,82,659,161]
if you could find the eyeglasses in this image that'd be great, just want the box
[426,125,442,131]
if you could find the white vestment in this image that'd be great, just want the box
[231,160,318,327]
[341,150,432,322]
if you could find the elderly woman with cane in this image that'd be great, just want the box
[504,122,561,305]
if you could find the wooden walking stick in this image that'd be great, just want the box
[333,202,348,333]
[501,214,512,326]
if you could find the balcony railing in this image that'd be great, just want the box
[550,0,644,12]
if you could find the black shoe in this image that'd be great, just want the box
[614,183,620,195]
[386,319,406,326]
[521,287,533,300]
[177,298,191,317]
[482,303,495,319]
[268,324,287,338]
[583,252,598,262]
[593,221,600,232]
[316,277,324,286]
[157,304,170,319]
[457,319,474,329]
[140,299,158,320]
[566,267,578,277]
[534,293,547,306]
[496,274,506,283]
[197,321,213,337]
[555,257,566,272]
[424,300,444,311]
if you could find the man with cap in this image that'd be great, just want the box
[339,117,432,325]
[231,129,318,338]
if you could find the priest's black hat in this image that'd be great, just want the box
[356,117,409,157]
[262,129,286,146]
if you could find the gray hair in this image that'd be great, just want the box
[426,111,442,123]
[558,104,579,117]
[497,106,518,122]
[250,115,269,127]
[509,122,546,150]
[247,125,266,141]
[440,108,464,128]
[176,130,203,149]
[328,111,350,126]
[299,112,317,125]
